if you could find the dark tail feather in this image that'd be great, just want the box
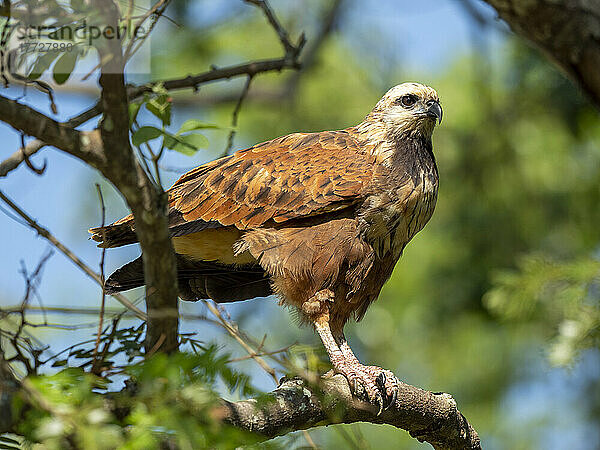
[104,255,271,302]
[104,257,145,294]
[90,223,137,248]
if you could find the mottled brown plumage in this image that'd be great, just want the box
[90,82,442,410]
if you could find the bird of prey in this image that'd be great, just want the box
[90,82,442,410]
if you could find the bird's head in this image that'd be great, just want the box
[370,82,442,139]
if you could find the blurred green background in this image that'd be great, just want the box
[1,1,599,448]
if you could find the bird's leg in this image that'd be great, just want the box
[334,331,400,410]
[334,332,360,364]
[308,290,397,412]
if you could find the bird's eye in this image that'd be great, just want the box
[396,94,417,108]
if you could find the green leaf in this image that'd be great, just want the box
[51,359,68,367]
[181,133,209,149]
[145,95,171,126]
[177,119,220,134]
[129,101,142,125]
[164,133,209,155]
[132,126,163,147]
[28,51,61,80]
[52,50,78,84]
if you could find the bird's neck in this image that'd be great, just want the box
[352,119,434,166]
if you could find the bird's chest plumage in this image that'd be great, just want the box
[359,138,439,259]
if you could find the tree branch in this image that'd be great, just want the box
[222,74,254,157]
[482,0,600,108]
[0,3,179,352]
[244,0,300,55]
[0,189,146,320]
[0,103,103,178]
[126,55,303,99]
[90,0,178,353]
[222,375,481,450]
[0,369,480,449]
[0,95,104,167]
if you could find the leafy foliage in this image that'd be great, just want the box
[486,255,600,366]
[129,85,215,157]
[14,350,259,449]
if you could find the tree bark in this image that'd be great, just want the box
[221,375,481,449]
[91,0,179,354]
[0,370,480,450]
[483,0,600,109]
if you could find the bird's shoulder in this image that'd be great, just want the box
[166,128,376,229]
[170,128,371,188]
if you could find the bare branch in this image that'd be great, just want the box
[185,0,343,105]
[127,55,303,100]
[203,300,279,384]
[222,74,253,157]
[244,0,299,55]
[0,189,146,320]
[0,370,480,450]
[0,94,105,167]
[0,139,45,177]
[92,184,108,362]
[123,0,171,61]
[0,101,103,178]
[221,375,481,450]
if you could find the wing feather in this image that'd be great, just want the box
[91,129,374,247]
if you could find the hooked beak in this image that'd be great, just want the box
[425,100,443,124]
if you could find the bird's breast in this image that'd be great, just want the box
[361,165,438,259]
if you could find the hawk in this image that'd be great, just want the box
[90,82,442,410]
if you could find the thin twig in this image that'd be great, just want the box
[0,189,146,320]
[244,0,296,54]
[0,103,102,178]
[227,343,292,363]
[127,55,303,99]
[91,318,120,375]
[0,139,46,178]
[203,300,278,384]
[222,74,253,157]
[303,430,318,450]
[93,184,107,360]
[19,133,46,175]
[123,0,171,62]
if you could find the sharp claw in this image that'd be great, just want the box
[351,378,366,399]
[375,394,384,416]
[336,365,399,414]
[385,388,398,410]
[351,378,360,395]
[376,372,386,389]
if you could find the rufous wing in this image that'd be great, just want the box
[90,129,373,249]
